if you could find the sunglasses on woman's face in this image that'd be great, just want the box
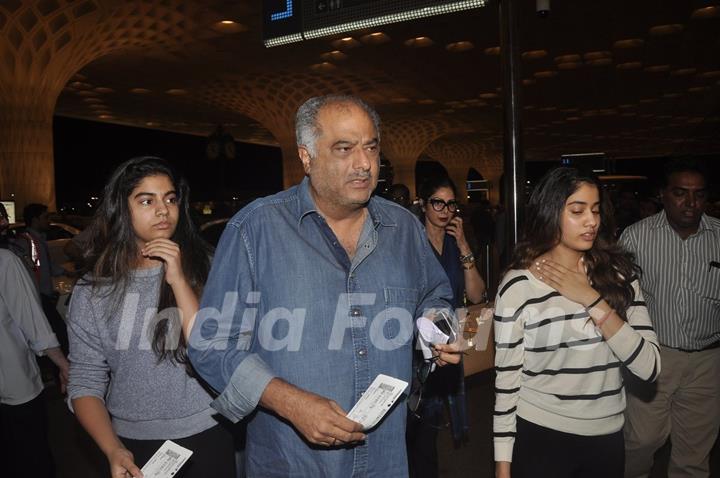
[429,198,459,213]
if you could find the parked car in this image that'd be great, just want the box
[199,218,229,247]
[8,222,80,265]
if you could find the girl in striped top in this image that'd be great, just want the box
[493,167,661,478]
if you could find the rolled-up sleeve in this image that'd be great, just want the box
[188,221,276,422]
[1,252,59,354]
[66,284,110,406]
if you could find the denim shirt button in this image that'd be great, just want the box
[350,307,362,317]
[357,348,367,357]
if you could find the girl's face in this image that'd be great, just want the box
[556,182,600,253]
[128,174,179,247]
[423,186,458,229]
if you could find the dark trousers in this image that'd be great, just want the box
[0,392,55,478]
[512,417,624,478]
[406,396,444,478]
[41,294,68,354]
[121,424,236,478]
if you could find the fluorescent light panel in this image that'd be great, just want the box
[264,0,486,47]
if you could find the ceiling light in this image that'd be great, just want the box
[521,49,547,60]
[583,51,611,61]
[130,88,151,94]
[166,89,189,95]
[648,24,684,35]
[404,36,434,47]
[309,62,336,72]
[330,37,361,49]
[70,81,93,89]
[644,65,670,73]
[691,6,719,19]
[557,62,581,70]
[533,70,558,79]
[613,39,644,49]
[97,114,114,119]
[211,20,247,33]
[670,68,696,76]
[82,97,103,103]
[479,92,498,99]
[587,58,613,67]
[417,99,436,105]
[698,70,720,79]
[484,46,500,55]
[320,50,348,61]
[688,86,711,93]
[616,62,643,70]
[554,54,581,63]
[360,32,390,45]
[522,79,537,86]
[446,41,474,52]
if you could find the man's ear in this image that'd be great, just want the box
[298,146,312,175]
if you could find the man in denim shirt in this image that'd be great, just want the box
[189,95,459,477]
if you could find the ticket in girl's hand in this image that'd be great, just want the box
[140,440,193,478]
[346,374,408,430]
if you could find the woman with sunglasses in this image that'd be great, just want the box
[493,167,660,478]
[406,176,486,478]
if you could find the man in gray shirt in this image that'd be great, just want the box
[621,158,720,477]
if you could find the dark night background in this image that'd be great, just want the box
[53,116,283,210]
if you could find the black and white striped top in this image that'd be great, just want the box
[493,270,660,463]
[619,212,720,350]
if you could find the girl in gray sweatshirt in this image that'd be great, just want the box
[67,156,235,478]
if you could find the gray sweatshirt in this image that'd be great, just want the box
[67,266,219,440]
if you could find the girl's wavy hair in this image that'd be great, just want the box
[509,167,640,319]
[82,156,212,365]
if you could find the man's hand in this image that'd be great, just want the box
[108,447,143,478]
[260,379,366,447]
[433,342,463,366]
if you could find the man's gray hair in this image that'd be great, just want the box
[295,95,381,158]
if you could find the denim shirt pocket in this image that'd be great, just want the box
[379,287,419,347]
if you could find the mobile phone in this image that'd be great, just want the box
[434,311,457,344]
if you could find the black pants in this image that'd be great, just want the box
[511,417,624,478]
[0,393,55,478]
[121,424,235,478]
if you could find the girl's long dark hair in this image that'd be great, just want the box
[509,167,639,319]
[82,156,212,365]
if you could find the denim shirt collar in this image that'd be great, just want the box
[295,176,397,229]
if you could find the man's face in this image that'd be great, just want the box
[299,102,380,213]
[34,211,50,232]
[661,171,707,233]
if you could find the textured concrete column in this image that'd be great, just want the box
[0,95,56,209]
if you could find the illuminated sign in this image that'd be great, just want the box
[263,0,486,47]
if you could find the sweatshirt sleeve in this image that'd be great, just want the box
[604,280,661,382]
[67,283,110,406]
[493,274,526,463]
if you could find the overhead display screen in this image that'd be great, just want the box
[263,0,486,47]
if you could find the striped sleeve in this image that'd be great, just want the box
[493,276,526,463]
[604,280,661,382]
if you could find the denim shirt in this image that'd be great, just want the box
[188,178,453,478]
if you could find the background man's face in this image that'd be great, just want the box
[301,102,380,211]
[661,171,707,232]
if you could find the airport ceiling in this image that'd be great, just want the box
[47,0,720,164]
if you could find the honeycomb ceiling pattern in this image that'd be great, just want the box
[1,0,719,202]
